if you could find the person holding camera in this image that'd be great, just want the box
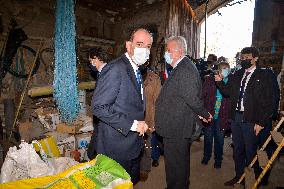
[201,62,231,169]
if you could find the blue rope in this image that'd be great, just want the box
[54,0,79,123]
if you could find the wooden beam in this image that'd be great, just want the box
[28,81,96,97]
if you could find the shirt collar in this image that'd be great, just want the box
[98,63,107,72]
[172,56,185,69]
[245,66,256,74]
[125,52,139,72]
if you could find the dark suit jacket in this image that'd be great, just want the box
[216,67,274,127]
[155,57,209,139]
[92,54,145,160]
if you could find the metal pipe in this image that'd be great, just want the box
[203,0,210,59]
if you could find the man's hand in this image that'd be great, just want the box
[208,112,213,122]
[214,74,222,81]
[148,127,155,133]
[137,121,149,136]
[254,124,264,136]
[198,115,206,122]
[198,112,213,123]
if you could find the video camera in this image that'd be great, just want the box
[195,59,219,81]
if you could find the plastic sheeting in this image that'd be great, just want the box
[0,142,78,184]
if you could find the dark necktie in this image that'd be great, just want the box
[167,65,173,76]
[237,71,250,111]
[136,69,142,93]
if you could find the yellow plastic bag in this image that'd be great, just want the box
[33,136,60,158]
[0,154,133,189]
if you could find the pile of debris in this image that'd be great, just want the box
[18,104,93,162]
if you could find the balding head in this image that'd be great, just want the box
[126,28,153,66]
[129,28,153,43]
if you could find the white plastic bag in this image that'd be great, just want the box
[0,142,50,183]
[0,141,78,184]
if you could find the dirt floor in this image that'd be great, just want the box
[135,137,284,189]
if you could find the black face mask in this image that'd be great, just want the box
[89,64,98,72]
[241,59,252,69]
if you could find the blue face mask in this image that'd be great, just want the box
[221,68,230,78]
[164,51,173,65]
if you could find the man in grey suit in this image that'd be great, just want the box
[92,28,151,184]
[155,36,212,189]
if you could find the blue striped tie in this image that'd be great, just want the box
[136,69,142,93]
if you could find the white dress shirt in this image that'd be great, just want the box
[238,66,256,111]
[172,56,185,69]
[98,63,107,73]
[125,53,144,131]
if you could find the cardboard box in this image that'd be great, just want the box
[76,133,92,149]
[57,136,76,155]
[56,123,82,134]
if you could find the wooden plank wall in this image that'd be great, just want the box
[165,0,199,58]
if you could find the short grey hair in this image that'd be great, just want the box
[165,36,187,55]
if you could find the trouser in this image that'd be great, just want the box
[231,112,261,179]
[115,154,142,185]
[151,132,161,161]
[203,119,224,164]
[163,138,191,189]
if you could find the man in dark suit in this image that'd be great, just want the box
[155,36,212,189]
[91,28,152,184]
[87,47,112,160]
[215,47,274,186]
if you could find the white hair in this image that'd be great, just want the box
[165,36,187,55]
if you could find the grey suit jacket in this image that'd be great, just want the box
[92,54,145,160]
[155,56,209,139]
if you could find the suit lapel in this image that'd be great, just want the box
[236,69,245,89]
[245,67,260,91]
[94,64,109,90]
[121,54,141,94]
[98,63,109,78]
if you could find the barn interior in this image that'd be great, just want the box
[0,0,284,188]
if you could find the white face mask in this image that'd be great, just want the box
[132,47,150,66]
[164,51,173,65]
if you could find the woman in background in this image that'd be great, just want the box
[201,62,231,169]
